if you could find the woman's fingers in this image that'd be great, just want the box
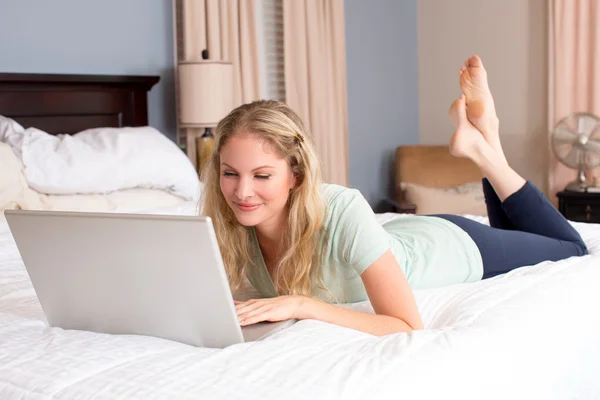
[235,300,266,314]
[235,298,288,325]
[239,305,272,325]
[235,298,263,309]
[237,303,267,318]
[238,302,271,319]
[235,297,298,325]
[235,298,276,312]
[236,301,268,317]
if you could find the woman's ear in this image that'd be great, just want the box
[291,175,297,191]
[289,173,298,191]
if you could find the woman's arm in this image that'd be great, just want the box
[236,250,424,336]
[299,249,423,335]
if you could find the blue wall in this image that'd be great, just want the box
[0,0,176,140]
[345,0,419,208]
[0,0,419,206]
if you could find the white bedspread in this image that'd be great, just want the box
[0,116,201,201]
[1,208,599,400]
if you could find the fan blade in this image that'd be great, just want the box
[586,152,600,169]
[561,146,582,168]
[577,114,600,136]
[585,138,600,154]
[563,113,578,132]
[553,124,578,145]
[589,120,600,138]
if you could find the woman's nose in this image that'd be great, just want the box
[235,177,254,199]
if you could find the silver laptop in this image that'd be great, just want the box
[4,210,295,349]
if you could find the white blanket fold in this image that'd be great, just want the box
[0,116,200,201]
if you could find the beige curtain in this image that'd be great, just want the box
[548,0,600,199]
[283,0,349,186]
[180,0,261,167]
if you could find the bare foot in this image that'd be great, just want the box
[459,55,502,152]
[448,94,489,159]
[448,94,523,197]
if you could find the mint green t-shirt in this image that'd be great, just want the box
[246,184,483,303]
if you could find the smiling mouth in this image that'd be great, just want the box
[235,203,262,212]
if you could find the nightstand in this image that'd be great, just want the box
[557,190,600,223]
[378,198,417,214]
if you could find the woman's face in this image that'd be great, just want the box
[219,134,296,232]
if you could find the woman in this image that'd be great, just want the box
[200,55,588,336]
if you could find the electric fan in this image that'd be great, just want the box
[551,112,600,192]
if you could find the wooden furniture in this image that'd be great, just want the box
[0,73,159,134]
[557,190,600,223]
[386,145,482,213]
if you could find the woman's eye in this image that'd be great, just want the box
[255,175,271,180]
[223,171,237,177]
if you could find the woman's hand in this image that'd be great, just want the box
[235,295,305,326]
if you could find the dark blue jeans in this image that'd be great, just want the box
[434,179,588,279]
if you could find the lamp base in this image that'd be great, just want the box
[196,128,215,176]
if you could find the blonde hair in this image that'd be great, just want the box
[199,100,328,298]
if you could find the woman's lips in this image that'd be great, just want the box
[235,202,261,212]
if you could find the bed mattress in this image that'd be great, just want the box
[1,208,599,400]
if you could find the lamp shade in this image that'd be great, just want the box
[178,60,234,127]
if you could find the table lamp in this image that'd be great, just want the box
[178,60,234,172]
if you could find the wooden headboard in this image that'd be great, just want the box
[0,73,160,135]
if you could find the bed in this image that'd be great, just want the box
[0,72,158,134]
[0,73,198,215]
[1,75,600,400]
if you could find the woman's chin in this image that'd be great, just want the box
[232,211,262,227]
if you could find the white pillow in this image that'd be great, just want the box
[0,115,25,159]
[0,141,27,211]
[19,126,201,201]
[400,181,487,216]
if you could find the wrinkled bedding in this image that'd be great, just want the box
[0,116,201,202]
[1,206,599,400]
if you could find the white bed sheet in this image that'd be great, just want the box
[1,206,599,400]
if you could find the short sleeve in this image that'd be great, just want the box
[325,187,392,276]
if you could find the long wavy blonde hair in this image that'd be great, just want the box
[199,100,328,297]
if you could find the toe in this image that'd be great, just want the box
[468,55,483,68]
